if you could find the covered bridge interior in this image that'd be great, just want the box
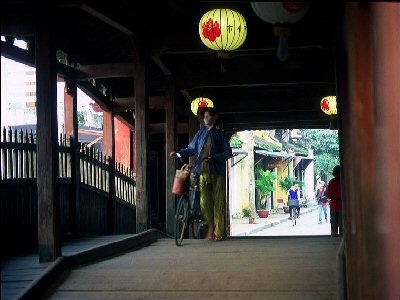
[1,1,399,300]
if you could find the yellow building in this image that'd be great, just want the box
[228,130,313,218]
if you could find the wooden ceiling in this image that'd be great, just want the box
[0,1,340,132]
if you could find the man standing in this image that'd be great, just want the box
[170,108,232,241]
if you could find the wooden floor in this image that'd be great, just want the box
[45,237,341,300]
[1,235,136,300]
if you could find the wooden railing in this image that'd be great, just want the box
[79,145,110,192]
[1,128,37,179]
[115,162,135,205]
[1,127,135,203]
[1,127,136,255]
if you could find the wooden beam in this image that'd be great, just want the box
[151,56,172,75]
[0,41,35,67]
[176,67,335,90]
[75,63,135,80]
[80,4,135,37]
[114,96,167,112]
[36,20,61,263]
[135,61,150,233]
[115,113,135,130]
[217,96,325,114]
[220,111,330,131]
[77,81,112,111]
[165,77,176,236]
[180,90,193,103]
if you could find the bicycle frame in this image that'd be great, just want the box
[174,154,203,245]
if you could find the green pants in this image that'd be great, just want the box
[199,173,226,239]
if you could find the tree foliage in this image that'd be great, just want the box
[255,169,277,204]
[279,176,295,192]
[298,129,340,177]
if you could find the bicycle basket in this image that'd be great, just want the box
[172,164,190,195]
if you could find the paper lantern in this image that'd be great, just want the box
[191,97,214,116]
[320,96,337,115]
[251,2,310,24]
[199,9,247,52]
[251,2,310,61]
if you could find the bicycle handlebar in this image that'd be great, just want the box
[176,152,184,165]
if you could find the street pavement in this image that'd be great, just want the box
[250,208,331,236]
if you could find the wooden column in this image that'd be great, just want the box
[114,118,131,167]
[165,77,176,236]
[135,61,149,232]
[342,5,376,298]
[188,113,199,167]
[334,4,351,299]
[36,19,61,262]
[130,130,134,171]
[340,3,400,299]
[103,110,115,158]
[64,81,79,236]
[244,131,256,224]
[103,110,115,234]
[371,3,400,299]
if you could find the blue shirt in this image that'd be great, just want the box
[288,188,299,200]
[177,126,232,176]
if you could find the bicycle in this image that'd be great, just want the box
[174,154,204,246]
[288,199,300,226]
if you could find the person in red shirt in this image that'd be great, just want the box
[326,165,342,237]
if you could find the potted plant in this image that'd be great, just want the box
[255,168,277,218]
[279,176,295,213]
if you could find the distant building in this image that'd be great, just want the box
[1,54,103,149]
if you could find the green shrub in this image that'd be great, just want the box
[242,207,250,218]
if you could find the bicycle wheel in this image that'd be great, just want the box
[191,218,202,239]
[175,195,188,246]
[291,207,296,226]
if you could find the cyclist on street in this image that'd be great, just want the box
[288,182,300,220]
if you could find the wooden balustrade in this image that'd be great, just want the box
[1,127,136,254]
[1,127,135,204]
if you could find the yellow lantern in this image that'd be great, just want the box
[320,96,337,115]
[191,97,214,116]
[199,9,247,53]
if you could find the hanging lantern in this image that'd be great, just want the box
[251,2,310,24]
[251,2,310,61]
[191,97,214,116]
[320,96,337,115]
[199,9,247,55]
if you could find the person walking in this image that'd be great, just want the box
[170,107,232,241]
[316,181,329,224]
[326,165,342,237]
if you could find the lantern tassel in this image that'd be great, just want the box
[277,35,289,62]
